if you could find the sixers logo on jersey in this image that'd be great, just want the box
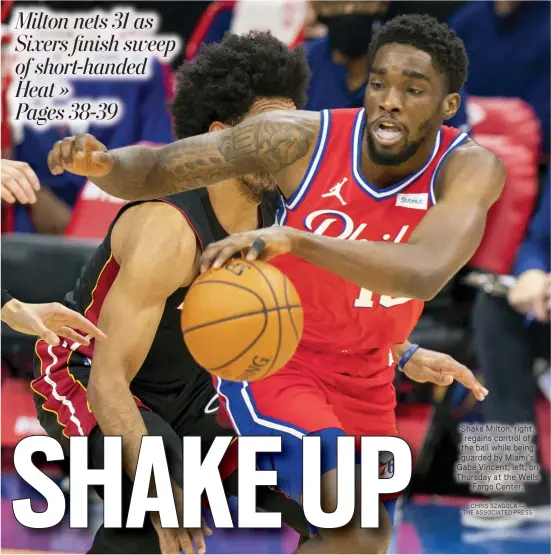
[379,451,395,479]
[303,209,410,244]
[275,202,411,245]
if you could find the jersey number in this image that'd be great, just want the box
[354,288,412,308]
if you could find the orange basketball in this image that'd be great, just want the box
[181,259,303,382]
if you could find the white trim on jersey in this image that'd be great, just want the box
[216,377,241,435]
[40,344,85,436]
[429,132,469,205]
[286,109,330,210]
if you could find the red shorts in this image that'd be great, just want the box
[31,340,150,438]
[216,346,398,502]
[31,340,240,484]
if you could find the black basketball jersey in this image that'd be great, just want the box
[64,189,279,392]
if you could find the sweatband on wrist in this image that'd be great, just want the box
[397,344,420,372]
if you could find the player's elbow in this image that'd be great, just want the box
[86,379,102,411]
[406,266,448,301]
[86,377,107,411]
[87,373,127,411]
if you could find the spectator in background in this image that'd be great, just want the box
[449,0,550,157]
[467,170,550,527]
[386,0,466,24]
[11,59,174,234]
[304,1,470,131]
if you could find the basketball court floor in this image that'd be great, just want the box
[1,472,549,554]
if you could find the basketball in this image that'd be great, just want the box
[181,259,303,382]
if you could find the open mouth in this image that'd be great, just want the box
[372,120,404,147]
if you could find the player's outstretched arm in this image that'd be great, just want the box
[200,142,506,301]
[289,143,505,299]
[46,110,320,201]
[393,341,488,401]
[87,202,196,481]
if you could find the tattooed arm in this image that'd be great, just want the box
[47,111,320,201]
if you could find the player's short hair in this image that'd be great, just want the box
[368,14,468,94]
[172,32,311,139]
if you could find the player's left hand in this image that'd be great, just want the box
[401,347,488,402]
[200,227,298,273]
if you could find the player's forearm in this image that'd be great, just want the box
[91,144,162,201]
[291,231,444,300]
[87,377,148,481]
[92,111,318,200]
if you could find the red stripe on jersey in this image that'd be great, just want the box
[84,253,120,326]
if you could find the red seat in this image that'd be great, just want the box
[468,97,541,275]
[64,180,127,240]
[467,96,541,164]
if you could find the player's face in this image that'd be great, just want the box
[364,43,459,166]
[235,98,296,201]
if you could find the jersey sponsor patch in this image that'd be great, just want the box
[395,193,428,210]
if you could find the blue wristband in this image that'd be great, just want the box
[397,344,420,372]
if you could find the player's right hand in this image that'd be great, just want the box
[47,134,115,177]
[401,346,489,402]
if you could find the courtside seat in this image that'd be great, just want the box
[468,96,541,275]
[469,135,539,275]
[467,96,541,165]
[64,180,126,240]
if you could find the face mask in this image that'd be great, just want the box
[320,14,383,59]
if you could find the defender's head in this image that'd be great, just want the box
[171,32,311,200]
[365,14,468,166]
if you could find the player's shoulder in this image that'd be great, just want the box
[438,138,506,205]
[111,199,197,266]
[446,138,506,177]
[117,199,194,233]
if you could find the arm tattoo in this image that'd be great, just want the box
[153,111,319,196]
[91,111,319,200]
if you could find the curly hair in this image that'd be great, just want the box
[368,14,468,94]
[171,32,311,139]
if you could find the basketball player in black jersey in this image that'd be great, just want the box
[31,35,310,554]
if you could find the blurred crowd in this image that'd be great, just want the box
[1,0,550,527]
